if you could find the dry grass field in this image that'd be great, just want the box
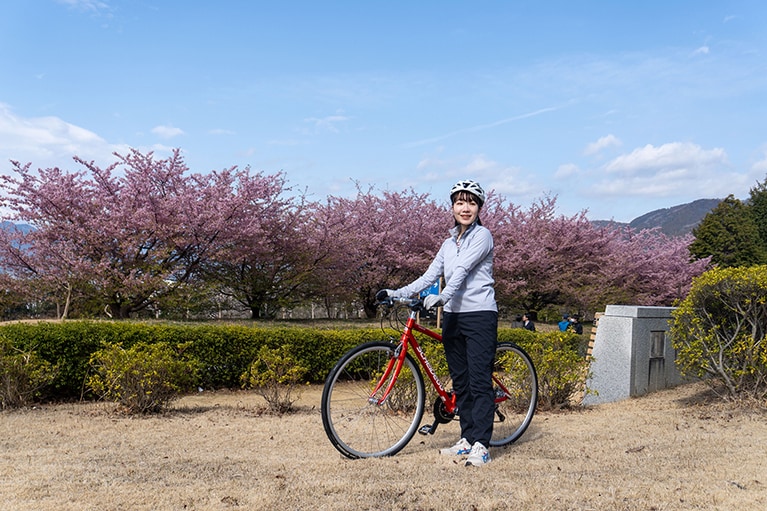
[1,381,765,511]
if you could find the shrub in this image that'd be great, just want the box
[88,342,201,414]
[0,336,58,409]
[241,345,309,413]
[518,330,591,410]
[671,265,767,402]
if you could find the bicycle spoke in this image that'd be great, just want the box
[321,342,425,458]
[490,343,538,446]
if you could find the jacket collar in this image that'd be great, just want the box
[450,220,478,240]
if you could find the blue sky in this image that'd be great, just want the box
[2,0,767,222]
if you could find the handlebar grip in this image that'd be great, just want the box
[394,297,422,308]
[376,296,422,309]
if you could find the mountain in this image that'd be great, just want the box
[595,199,722,236]
[629,199,722,236]
[592,198,722,237]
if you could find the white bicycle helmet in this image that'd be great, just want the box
[450,180,486,206]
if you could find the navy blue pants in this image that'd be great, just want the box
[442,310,498,448]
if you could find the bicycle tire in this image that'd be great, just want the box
[321,341,426,459]
[490,342,538,446]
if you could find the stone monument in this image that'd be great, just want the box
[582,304,687,405]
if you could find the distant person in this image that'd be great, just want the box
[569,315,583,335]
[558,314,570,332]
[521,313,535,332]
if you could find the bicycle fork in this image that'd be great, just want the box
[367,343,407,406]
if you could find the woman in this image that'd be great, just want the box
[377,180,497,467]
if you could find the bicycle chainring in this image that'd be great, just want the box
[432,397,456,424]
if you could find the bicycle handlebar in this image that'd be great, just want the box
[377,296,423,310]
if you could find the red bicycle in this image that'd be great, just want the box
[321,296,538,459]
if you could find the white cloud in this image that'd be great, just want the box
[604,142,725,176]
[303,114,350,133]
[55,0,110,13]
[0,108,101,148]
[692,46,710,56]
[151,125,185,139]
[583,134,622,156]
[410,152,539,200]
[416,155,448,171]
[487,173,541,199]
[554,163,580,179]
[751,151,767,174]
[464,155,497,173]
[592,142,741,198]
[149,143,177,153]
[459,155,539,198]
[0,104,128,171]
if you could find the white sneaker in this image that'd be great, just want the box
[465,442,490,466]
[439,437,472,456]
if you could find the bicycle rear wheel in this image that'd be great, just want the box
[321,341,426,459]
[490,342,538,446]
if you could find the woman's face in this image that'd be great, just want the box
[452,195,480,230]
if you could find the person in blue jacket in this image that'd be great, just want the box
[558,314,570,332]
[377,180,496,467]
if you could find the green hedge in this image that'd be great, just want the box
[0,321,381,400]
[0,321,588,408]
[0,321,108,398]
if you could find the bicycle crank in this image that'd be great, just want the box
[418,396,457,435]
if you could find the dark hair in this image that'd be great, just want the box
[450,190,483,207]
[451,191,483,226]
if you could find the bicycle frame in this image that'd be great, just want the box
[369,303,457,415]
[370,298,516,419]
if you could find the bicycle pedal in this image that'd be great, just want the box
[418,424,436,435]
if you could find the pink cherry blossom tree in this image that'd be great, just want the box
[483,193,709,316]
[204,187,319,319]
[312,186,446,318]
[599,229,711,307]
[0,150,711,321]
[0,149,288,318]
[484,194,615,314]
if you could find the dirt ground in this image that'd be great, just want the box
[1,381,765,511]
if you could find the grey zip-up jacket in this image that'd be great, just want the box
[394,222,497,313]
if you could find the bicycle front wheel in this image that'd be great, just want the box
[490,342,538,446]
[321,341,426,459]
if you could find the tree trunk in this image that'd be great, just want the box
[106,303,132,319]
[362,299,377,319]
[250,303,267,319]
[59,282,72,320]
